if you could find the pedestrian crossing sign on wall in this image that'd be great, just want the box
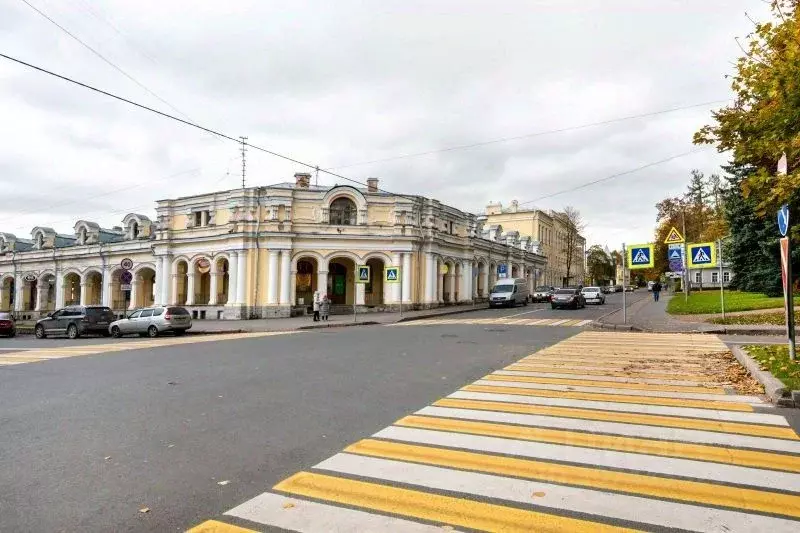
[687,242,716,268]
[384,266,400,283]
[627,243,654,269]
[356,265,371,283]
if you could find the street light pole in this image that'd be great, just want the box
[622,243,627,324]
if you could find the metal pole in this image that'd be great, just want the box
[399,268,403,318]
[788,235,796,361]
[622,243,627,324]
[353,277,357,323]
[682,209,689,302]
[718,239,725,321]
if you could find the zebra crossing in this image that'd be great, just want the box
[188,331,800,533]
[391,316,594,328]
[0,331,295,367]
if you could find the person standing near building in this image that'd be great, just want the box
[652,280,662,302]
[320,293,330,321]
[312,291,321,322]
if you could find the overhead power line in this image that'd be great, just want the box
[516,147,710,208]
[329,100,728,170]
[0,52,415,200]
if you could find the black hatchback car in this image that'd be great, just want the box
[35,305,116,339]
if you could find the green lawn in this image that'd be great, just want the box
[667,290,798,315]
[745,345,800,391]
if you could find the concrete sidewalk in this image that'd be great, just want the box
[594,292,786,336]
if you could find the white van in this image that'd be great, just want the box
[489,278,530,308]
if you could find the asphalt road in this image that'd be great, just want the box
[0,304,591,532]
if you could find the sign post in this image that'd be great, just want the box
[355,265,370,323]
[778,203,795,361]
[622,243,627,324]
[385,266,401,317]
[717,239,725,321]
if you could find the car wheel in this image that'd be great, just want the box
[147,325,159,338]
[67,324,79,339]
[111,326,122,338]
[551,305,557,310]
[35,325,46,339]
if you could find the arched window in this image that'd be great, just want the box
[78,228,87,245]
[130,221,139,239]
[329,197,357,225]
[35,233,44,249]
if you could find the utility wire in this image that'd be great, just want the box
[0,52,416,200]
[516,147,710,207]
[329,100,728,170]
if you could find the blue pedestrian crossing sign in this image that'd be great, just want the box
[384,266,400,283]
[667,247,683,261]
[356,265,371,283]
[778,204,790,237]
[687,242,716,268]
[627,243,654,269]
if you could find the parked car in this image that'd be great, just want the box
[35,305,116,339]
[625,285,636,292]
[551,288,585,309]
[0,312,16,337]
[531,286,552,303]
[109,306,192,338]
[581,286,606,305]
[489,278,530,308]
[602,286,615,294]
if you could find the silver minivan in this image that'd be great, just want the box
[109,306,192,338]
[489,278,530,308]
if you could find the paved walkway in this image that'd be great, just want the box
[188,331,800,533]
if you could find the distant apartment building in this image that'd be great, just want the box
[482,200,586,287]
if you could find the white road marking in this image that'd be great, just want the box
[315,453,800,533]
[502,309,545,318]
[225,491,452,533]
[494,369,707,387]
[373,426,800,491]
[414,406,800,453]
[448,390,789,425]
[473,379,764,404]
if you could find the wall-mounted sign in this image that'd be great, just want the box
[120,258,134,270]
[23,274,37,282]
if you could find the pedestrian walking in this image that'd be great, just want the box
[652,280,662,302]
[312,291,321,322]
[320,294,330,321]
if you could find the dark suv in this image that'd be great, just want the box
[35,306,116,339]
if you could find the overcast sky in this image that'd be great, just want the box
[0,0,769,248]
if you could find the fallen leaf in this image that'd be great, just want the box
[104,456,111,461]
[139,507,150,514]
[217,480,230,486]
[532,491,546,498]
[167,444,174,448]
[282,502,295,509]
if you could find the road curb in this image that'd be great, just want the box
[396,305,489,323]
[729,345,792,406]
[297,321,380,331]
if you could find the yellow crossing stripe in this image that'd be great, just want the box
[346,439,800,519]
[186,520,260,533]
[505,364,711,381]
[273,471,637,533]
[432,398,799,440]
[396,415,800,473]
[462,384,754,412]
[483,374,725,394]
[393,317,590,328]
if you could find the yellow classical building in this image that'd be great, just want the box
[1,174,546,320]
[483,200,586,287]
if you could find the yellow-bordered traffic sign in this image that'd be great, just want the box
[385,266,400,283]
[663,226,685,244]
[687,242,717,268]
[356,265,371,283]
[628,243,654,269]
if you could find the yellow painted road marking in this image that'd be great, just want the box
[346,439,800,519]
[506,364,711,381]
[432,398,799,440]
[463,384,754,411]
[483,374,725,394]
[186,519,260,533]
[274,471,637,533]
[396,415,800,473]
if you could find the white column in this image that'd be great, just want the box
[128,278,139,310]
[402,253,412,303]
[390,253,401,304]
[161,256,172,305]
[236,249,247,306]
[35,284,47,311]
[482,268,489,299]
[171,272,179,306]
[355,280,366,305]
[317,270,328,298]
[438,271,444,303]
[279,250,291,305]
[154,257,163,306]
[447,270,456,303]
[425,254,434,303]
[79,281,88,306]
[0,286,6,311]
[55,272,64,309]
[472,265,479,298]
[227,252,239,305]
[209,272,219,305]
[14,277,24,312]
[186,273,196,305]
[267,250,279,305]
[102,269,112,307]
[462,261,472,302]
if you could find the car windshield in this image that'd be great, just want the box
[491,285,513,293]
[555,289,574,295]
[583,287,600,293]
[535,286,550,291]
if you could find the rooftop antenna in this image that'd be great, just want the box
[315,165,319,187]
[239,136,248,188]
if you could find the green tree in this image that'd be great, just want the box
[694,0,800,214]
[586,245,614,284]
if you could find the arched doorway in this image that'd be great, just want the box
[136,268,156,308]
[295,257,317,306]
[174,260,189,305]
[511,265,519,278]
[444,260,456,303]
[364,257,385,306]
[108,269,128,311]
[213,257,230,305]
[476,262,486,298]
[328,257,354,305]
[39,274,56,311]
[194,258,211,304]
[26,279,37,311]
[63,273,81,306]
[1,277,13,310]
[84,271,103,305]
